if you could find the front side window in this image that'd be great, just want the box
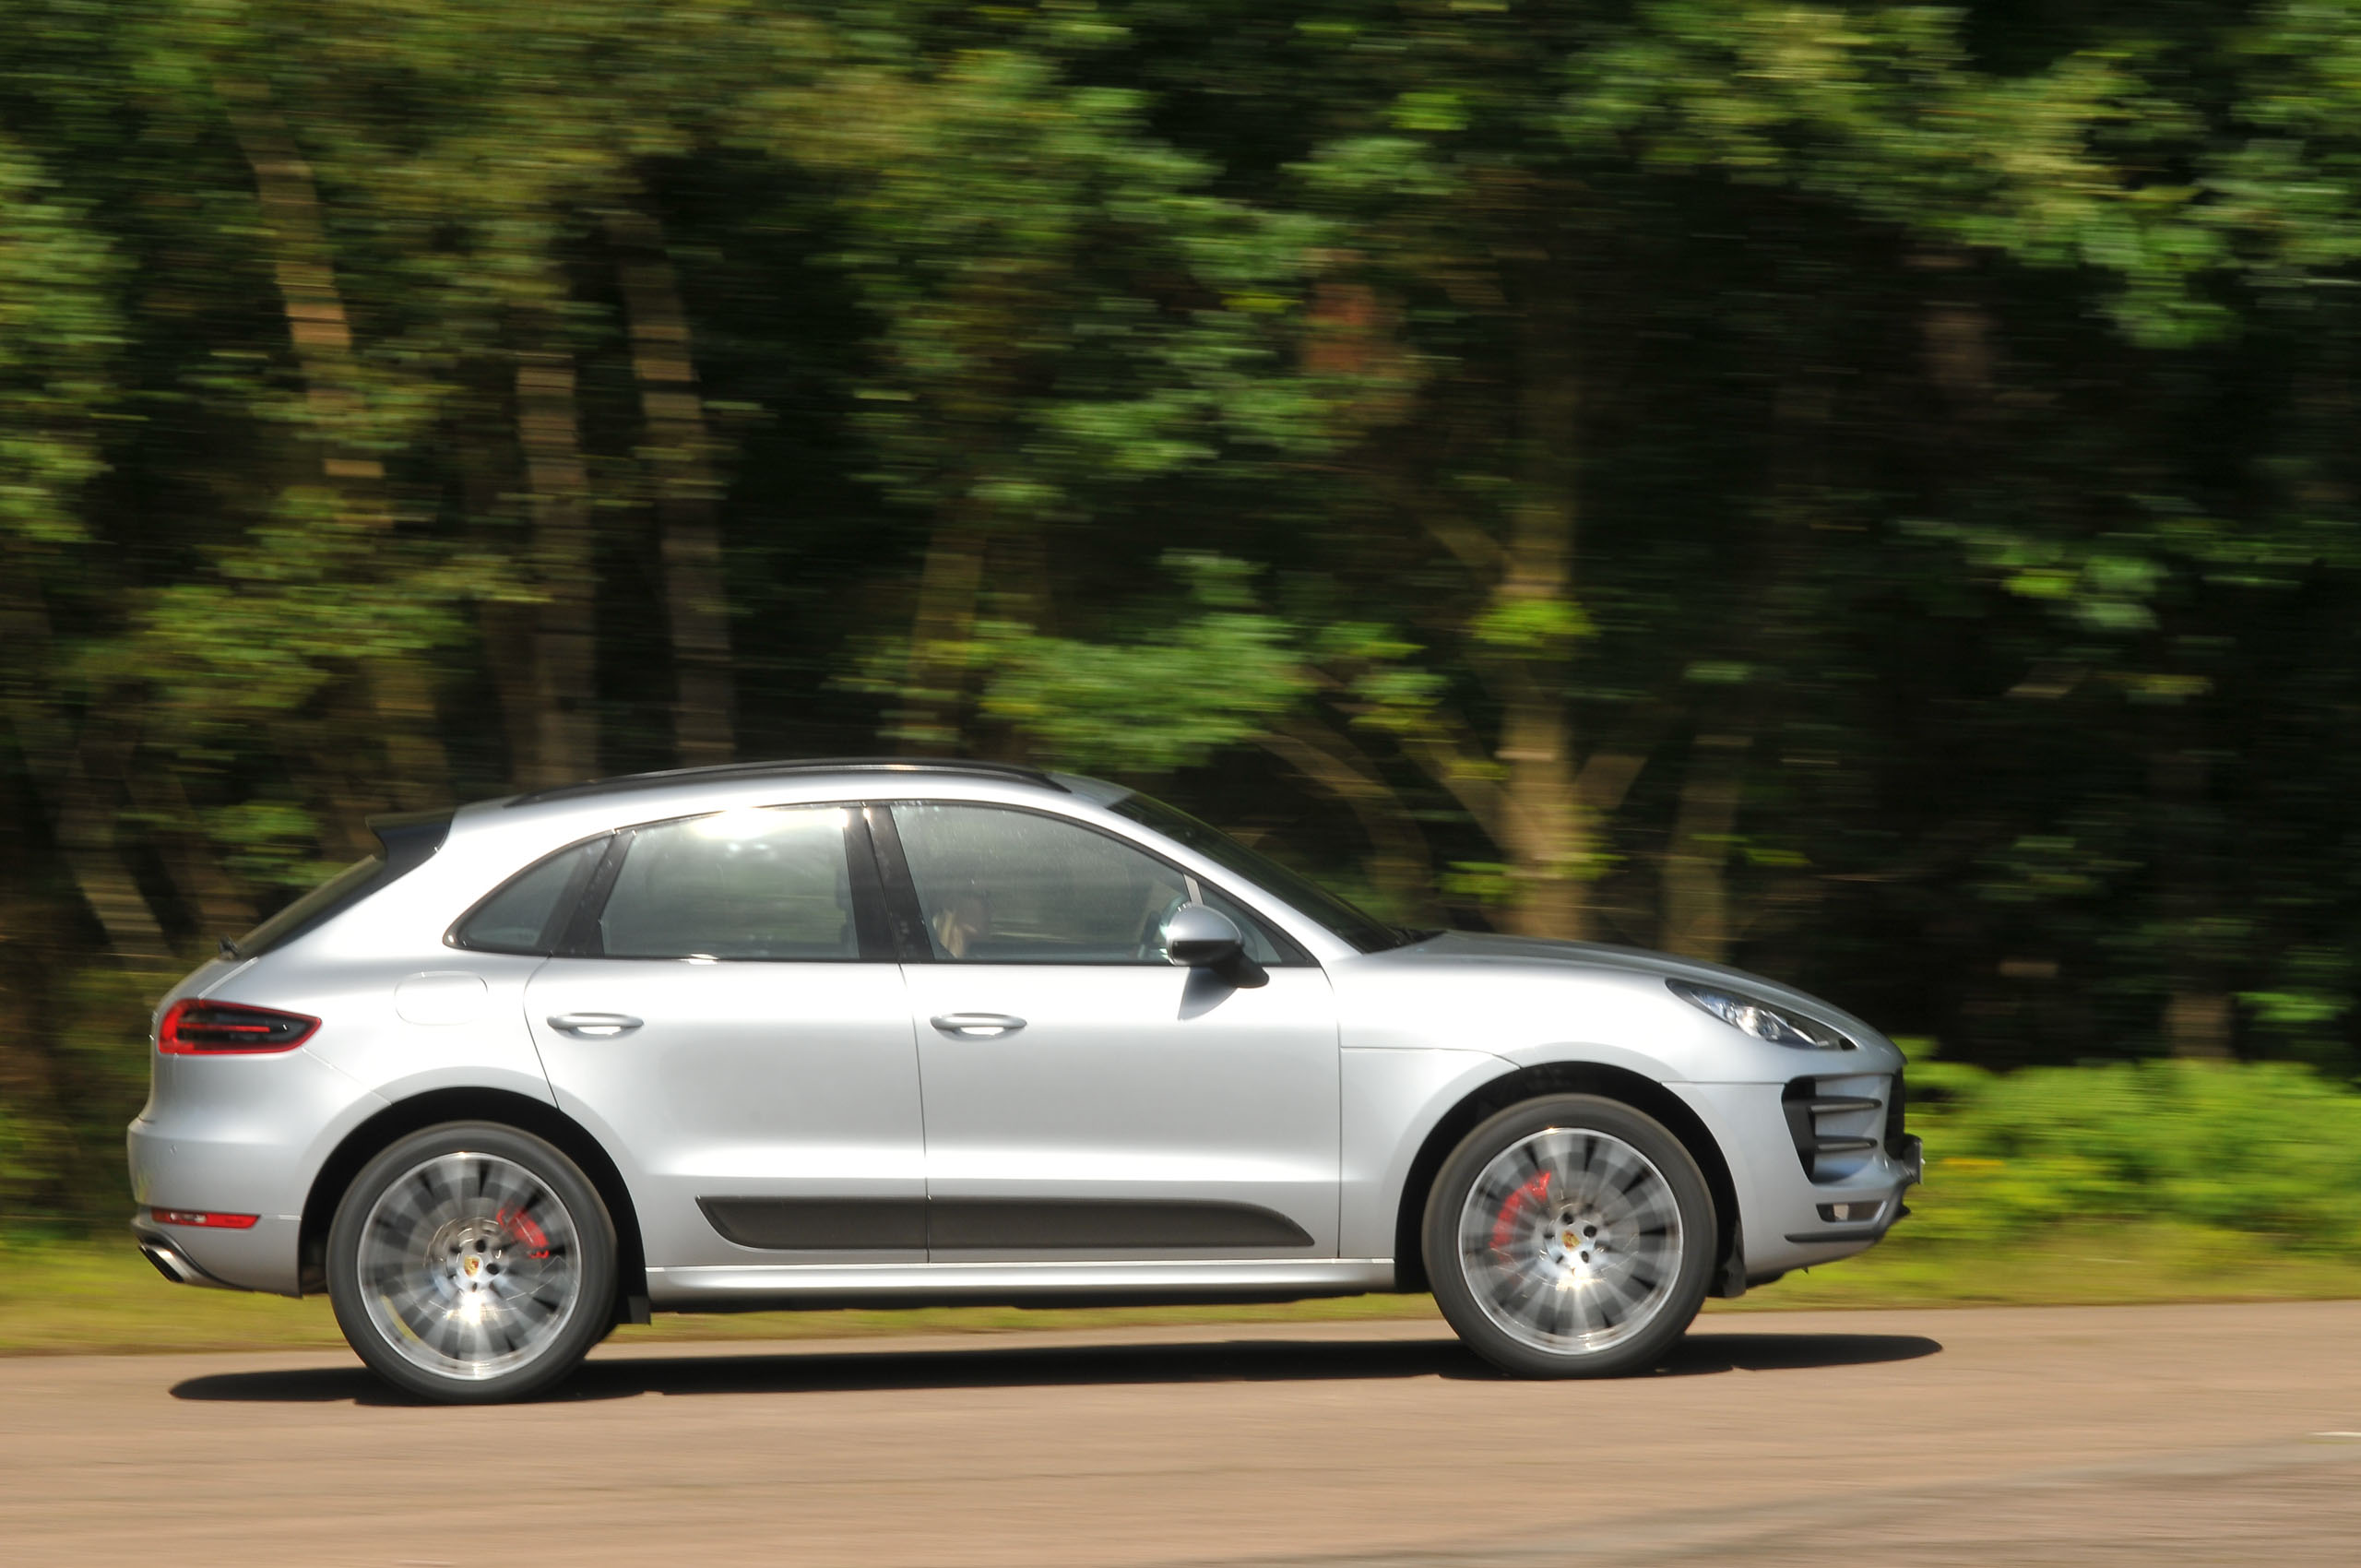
[598,806,859,960]
[890,802,1285,965]
[1107,790,1410,953]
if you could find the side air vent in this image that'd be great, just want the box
[1782,1075,1894,1182]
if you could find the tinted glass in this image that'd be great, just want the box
[453,839,604,954]
[1106,791,1407,953]
[893,803,1204,965]
[234,856,379,956]
[234,810,453,957]
[598,807,859,960]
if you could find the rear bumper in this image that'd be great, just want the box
[125,1045,380,1298]
[129,1217,239,1290]
[126,1208,303,1296]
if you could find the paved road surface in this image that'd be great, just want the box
[5,1301,2360,1566]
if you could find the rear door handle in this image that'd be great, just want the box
[930,1012,1026,1039]
[546,1012,644,1039]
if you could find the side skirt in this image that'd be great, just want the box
[645,1257,1397,1312]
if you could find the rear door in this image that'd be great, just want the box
[875,802,1341,1260]
[525,803,925,1270]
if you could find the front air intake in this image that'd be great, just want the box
[1782,1075,1892,1182]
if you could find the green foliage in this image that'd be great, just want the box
[0,134,117,549]
[1910,1058,2361,1253]
[976,553,1313,774]
[8,0,2361,1230]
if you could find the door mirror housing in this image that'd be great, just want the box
[1163,904,1267,988]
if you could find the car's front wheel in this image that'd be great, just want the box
[1424,1094,1715,1378]
[326,1122,617,1403]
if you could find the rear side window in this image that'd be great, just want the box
[449,839,606,955]
[597,806,860,961]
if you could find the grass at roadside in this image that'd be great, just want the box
[8,1223,2361,1356]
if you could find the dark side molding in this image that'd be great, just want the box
[698,1196,1315,1253]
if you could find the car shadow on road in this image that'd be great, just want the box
[169,1329,1940,1406]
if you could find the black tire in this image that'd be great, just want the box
[326,1121,617,1404]
[1423,1094,1715,1379]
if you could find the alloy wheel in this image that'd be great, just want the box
[354,1150,584,1383]
[1454,1126,1686,1356]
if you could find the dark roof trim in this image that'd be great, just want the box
[504,757,1068,809]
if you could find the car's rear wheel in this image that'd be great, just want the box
[326,1122,616,1404]
[1424,1094,1714,1378]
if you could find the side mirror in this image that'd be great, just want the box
[1163,903,1268,988]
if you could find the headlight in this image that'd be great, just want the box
[1667,979,1853,1050]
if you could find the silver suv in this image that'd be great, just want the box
[128,760,1920,1402]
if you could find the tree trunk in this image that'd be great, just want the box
[607,205,735,767]
[2153,742,2233,1058]
[515,350,600,790]
[1660,732,1751,962]
[457,410,544,785]
[218,77,449,807]
[124,765,254,944]
[897,514,987,754]
[43,725,173,961]
[1258,719,1442,922]
[0,563,174,961]
[1495,278,1592,941]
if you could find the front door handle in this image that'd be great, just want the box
[547,1012,644,1039]
[931,1012,1026,1039]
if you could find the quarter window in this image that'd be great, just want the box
[598,806,860,961]
[450,839,604,955]
[889,803,1287,965]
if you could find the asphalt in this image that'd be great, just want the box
[4,1301,2359,1565]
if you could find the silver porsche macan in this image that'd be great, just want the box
[127,759,1921,1401]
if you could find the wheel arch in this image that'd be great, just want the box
[1390,1062,1740,1297]
[298,1087,647,1314]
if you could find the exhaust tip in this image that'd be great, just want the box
[136,1238,231,1289]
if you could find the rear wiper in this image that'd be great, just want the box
[218,935,242,959]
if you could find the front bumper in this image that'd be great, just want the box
[1676,1081,1922,1281]
[1781,1134,1921,1244]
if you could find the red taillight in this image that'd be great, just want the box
[157,998,319,1055]
[150,1208,259,1229]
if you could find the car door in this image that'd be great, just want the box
[875,801,1341,1260]
[525,802,925,1272]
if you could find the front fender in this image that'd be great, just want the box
[1339,1047,1515,1264]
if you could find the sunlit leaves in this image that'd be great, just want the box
[0,136,118,549]
[975,552,1313,773]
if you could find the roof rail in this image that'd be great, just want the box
[504,756,1068,808]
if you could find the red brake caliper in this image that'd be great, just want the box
[495,1206,552,1260]
[1489,1170,1552,1251]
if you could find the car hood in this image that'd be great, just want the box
[1361,930,1892,1049]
